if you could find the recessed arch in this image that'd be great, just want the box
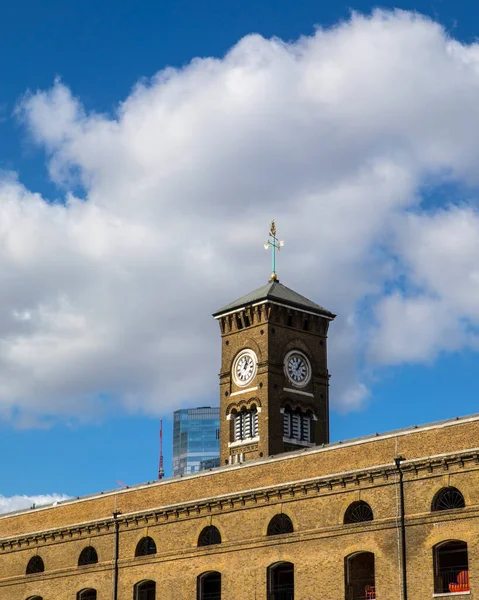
[133,580,156,600]
[78,546,98,566]
[77,590,97,600]
[267,513,294,536]
[344,551,375,600]
[344,501,374,524]
[198,525,222,547]
[26,556,44,575]
[135,536,157,557]
[197,571,221,600]
[433,540,469,593]
[267,561,294,600]
[432,487,465,511]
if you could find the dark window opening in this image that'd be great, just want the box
[78,546,98,566]
[303,319,309,331]
[268,562,294,600]
[345,552,375,600]
[77,590,97,600]
[287,314,293,327]
[135,537,157,557]
[244,314,251,327]
[26,556,44,575]
[344,501,374,524]
[134,580,156,600]
[432,487,465,511]
[434,541,469,594]
[197,571,221,600]
[267,513,294,536]
[236,315,243,330]
[198,526,222,546]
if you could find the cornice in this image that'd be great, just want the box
[1,448,478,551]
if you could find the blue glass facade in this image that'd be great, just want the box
[172,407,220,477]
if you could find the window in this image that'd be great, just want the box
[26,597,43,600]
[433,541,469,594]
[432,487,465,511]
[197,571,221,600]
[344,501,374,524]
[77,590,97,600]
[198,526,221,547]
[345,552,375,600]
[135,536,157,557]
[267,513,294,536]
[26,556,44,575]
[233,408,258,442]
[283,408,312,443]
[78,546,98,566]
[134,580,156,600]
[268,562,294,600]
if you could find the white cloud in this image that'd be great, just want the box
[0,493,69,515]
[2,9,479,422]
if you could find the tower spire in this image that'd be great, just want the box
[264,220,284,281]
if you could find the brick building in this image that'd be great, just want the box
[0,275,477,600]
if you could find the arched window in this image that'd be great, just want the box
[197,571,221,600]
[77,590,97,600]
[26,556,44,575]
[282,407,312,443]
[268,562,294,600]
[134,580,156,600]
[267,513,294,536]
[198,525,222,547]
[433,541,469,593]
[345,552,375,600]
[135,536,157,557]
[432,487,465,511]
[233,407,258,441]
[78,546,98,566]
[344,501,374,524]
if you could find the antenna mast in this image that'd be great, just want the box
[158,419,165,480]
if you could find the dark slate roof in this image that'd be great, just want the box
[213,279,335,318]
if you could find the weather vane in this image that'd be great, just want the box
[264,220,284,281]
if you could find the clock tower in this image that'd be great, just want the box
[213,231,335,466]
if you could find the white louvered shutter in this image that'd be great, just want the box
[234,414,242,441]
[292,413,301,440]
[302,414,311,442]
[283,412,291,438]
[252,410,258,437]
[243,411,252,438]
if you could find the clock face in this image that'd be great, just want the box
[232,350,257,387]
[284,350,311,387]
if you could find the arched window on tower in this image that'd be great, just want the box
[233,406,258,442]
[282,407,313,444]
[198,525,222,547]
[433,541,469,593]
[432,487,465,511]
[78,546,98,566]
[135,536,157,557]
[267,513,294,536]
[197,571,221,600]
[134,580,156,600]
[267,562,294,600]
[77,589,97,600]
[344,501,374,524]
[26,556,44,575]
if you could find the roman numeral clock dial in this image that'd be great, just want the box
[284,350,311,387]
[232,350,257,387]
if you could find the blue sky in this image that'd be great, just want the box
[1,0,479,507]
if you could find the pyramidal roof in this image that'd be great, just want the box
[213,279,335,319]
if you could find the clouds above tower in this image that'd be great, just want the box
[2,9,479,423]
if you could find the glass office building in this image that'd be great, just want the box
[172,407,220,477]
